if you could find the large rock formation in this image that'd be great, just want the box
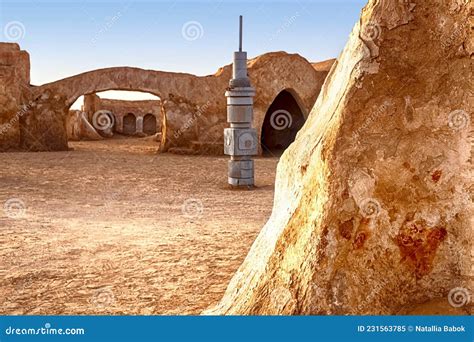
[208,0,473,315]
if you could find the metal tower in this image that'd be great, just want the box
[224,15,257,187]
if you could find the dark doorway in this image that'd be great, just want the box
[261,90,305,156]
[143,114,157,135]
[123,113,136,135]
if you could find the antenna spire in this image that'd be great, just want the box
[239,15,243,52]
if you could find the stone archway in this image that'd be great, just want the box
[143,114,157,135]
[261,90,305,156]
[14,54,329,152]
[123,113,136,135]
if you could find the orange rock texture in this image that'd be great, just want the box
[208,0,473,315]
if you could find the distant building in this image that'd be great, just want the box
[83,93,161,136]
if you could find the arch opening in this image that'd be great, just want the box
[123,113,137,135]
[143,113,157,135]
[67,90,162,144]
[261,90,305,156]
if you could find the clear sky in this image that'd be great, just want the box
[1,0,366,107]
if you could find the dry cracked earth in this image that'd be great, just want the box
[0,138,278,315]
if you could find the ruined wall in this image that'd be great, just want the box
[20,88,70,151]
[66,109,103,141]
[1,51,330,153]
[0,43,30,151]
[67,94,163,138]
[208,0,473,315]
[65,94,102,141]
[163,52,329,154]
[97,97,161,135]
[99,98,161,117]
[83,93,101,115]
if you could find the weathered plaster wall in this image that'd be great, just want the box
[0,43,30,151]
[0,51,330,153]
[66,109,103,141]
[80,94,162,136]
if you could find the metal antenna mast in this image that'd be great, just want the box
[239,15,243,52]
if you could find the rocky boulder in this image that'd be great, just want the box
[208,0,473,315]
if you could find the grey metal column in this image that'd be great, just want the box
[224,15,257,187]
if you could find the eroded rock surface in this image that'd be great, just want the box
[208,0,473,315]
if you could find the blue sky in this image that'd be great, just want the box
[1,0,366,106]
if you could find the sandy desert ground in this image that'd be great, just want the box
[0,138,278,315]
